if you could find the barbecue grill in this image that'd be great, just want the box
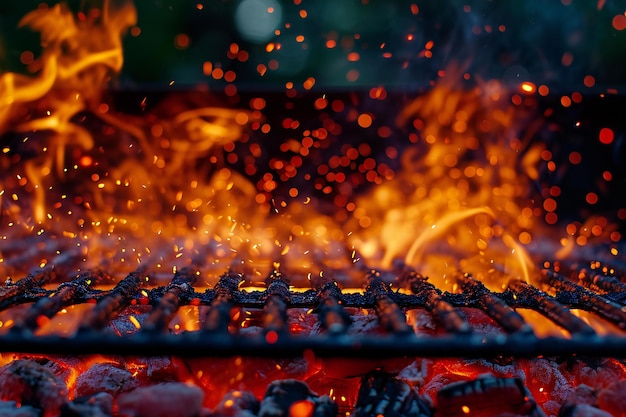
[1,1,626,416]
[0,263,624,358]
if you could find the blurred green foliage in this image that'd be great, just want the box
[1,0,626,92]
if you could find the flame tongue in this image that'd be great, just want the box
[347,77,542,289]
[0,0,135,232]
[0,2,621,287]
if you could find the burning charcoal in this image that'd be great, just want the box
[125,356,183,384]
[523,358,574,406]
[188,357,312,407]
[0,359,68,417]
[74,363,139,397]
[60,392,113,417]
[258,379,337,417]
[559,383,596,406]
[597,379,626,417]
[116,382,204,417]
[19,355,81,388]
[559,403,612,417]
[212,390,260,417]
[436,375,546,417]
[0,401,40,417]
[571,358,626,391]
[351,370,433,417]
[304,374,361,414]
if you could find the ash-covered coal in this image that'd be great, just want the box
[60,392,113,417]
[116,382,204,417]
[352,370,432,417]
[0,400,40,417]
[436,375,545,417]
[74,363,139,398]
[210,390,260,417]
[0,359,68,417]
[258,379,336,417]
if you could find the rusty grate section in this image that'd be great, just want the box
[0,263,625,358]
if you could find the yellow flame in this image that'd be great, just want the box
[347,70,541,285]
[1,2,618,290]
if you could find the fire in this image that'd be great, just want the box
[0,2,622,292]
[0,1,135,225]
[345,72,543,289]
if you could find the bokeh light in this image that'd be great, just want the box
[235,0,282,43]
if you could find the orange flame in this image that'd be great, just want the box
[0,1,135,224]
[0,2,620,287]
[346,71,544,288]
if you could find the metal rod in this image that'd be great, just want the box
[12,270,109,332]
[0,332,624,358]
[577,270,626,294]
[365,269,413,335]
[507,279,595,335]
[396,264,471,334]
[0,267,57,311]
[262,267,290,333]
[542,270,626,330]
[203,270,241,333]
[314,281,352,335]
[78,267,147,332]
[142,268,197,333]
[457,273,533,334]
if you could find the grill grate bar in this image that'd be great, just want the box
[543,270,626,330]
[203,271,240,333]
[0,331,625,358]
[78,267,147,332]
[12,270,110,333]
[366,269,413,335]
[315,281,352,335]
[142,268,197,333]
[0,267,57,310]
[457,274,533,334]
[397,264,471,334]
[578,270,626,295]
[263,268,291,334]
[0,265,624,358]
[508,279,595,335]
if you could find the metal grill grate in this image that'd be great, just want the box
[0,263,625,358]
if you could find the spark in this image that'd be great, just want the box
[129,315,141,329]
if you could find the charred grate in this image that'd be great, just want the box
[0,263,625,358]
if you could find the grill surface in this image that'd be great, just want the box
[1,262,625,358]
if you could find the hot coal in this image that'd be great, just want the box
[74,363,139,398]
[125,356,184,385]
[60,392,114,417]
[116,382,204,417]
[435,375,545,417]
[559,403,613,417]
[597,380,626,417]
[211,390,260,417]
[352,370,432,417]
[558,383,619,417]
[187,356,313,407]
[0,359,68,417]
[258,379,336,417]
[0,401,40,417]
